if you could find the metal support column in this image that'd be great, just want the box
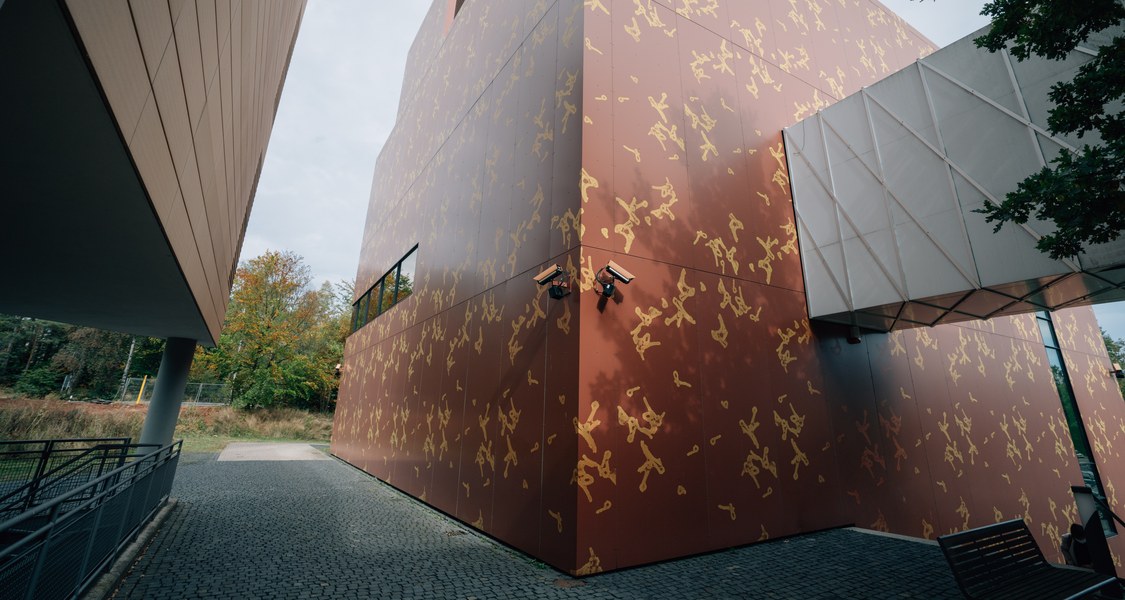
[138,337,196,448]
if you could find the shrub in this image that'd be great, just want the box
[14,366,63,398]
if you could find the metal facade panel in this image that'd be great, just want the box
[335,0,587,574]
[65,0,149,140]
[126,0,174,77]
[336,0,1125,578]
[572,0,935,573]
[174,0,207,129]
[128,96,180,214]
[67,0,305,343]
[1052,307,1125,562]
[786,28,1125,330]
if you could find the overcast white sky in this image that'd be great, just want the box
[242,0,1125,341]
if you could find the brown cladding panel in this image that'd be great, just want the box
[197,0,219,90]
[576,0,615,261]
[390,324,429,499]
[71,0,305,343]
[150,34,196,182]
[675,16,757,281]
[430,306,471,517]
[1054,306,1125,562]
[605,1,698,269]
[508,6,559,281]
[127,0,174,77]
[549,0,584,260]
[488,281,551,556]
[918,327,1002,537]
[454,289,505,532]
[334,0,1122,577]
[337,0,588,573]
[571,0,1086,575]
[575,250,712,572]
[128,97,180,216]
[858,329,941,539]
[538,250,581,572]
[174,0,207,128]
[65,0,149,141]
[836,320,1085,556]
[730,60,810,294]
[695,273,807,547]
[477,56,518,295]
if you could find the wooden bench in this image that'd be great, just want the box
[938,519,1118,600]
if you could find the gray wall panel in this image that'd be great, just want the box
[785,26,1125,330]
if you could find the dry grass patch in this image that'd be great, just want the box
[0,396,333,451]
[174,405,333,440]
[0,397,145,440]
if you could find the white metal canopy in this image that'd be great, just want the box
[784,26,1125,331]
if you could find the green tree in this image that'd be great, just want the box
[1,314,165,399]
[1104,327,1125,397]
[0,317,73,395]
[49,329,165,399]
[193,250,348,411]
[51,327,129,398]
[972,0,1124,259]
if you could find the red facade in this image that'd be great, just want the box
[333,0,1125,574]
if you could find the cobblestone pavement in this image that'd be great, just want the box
[112,450,962,599]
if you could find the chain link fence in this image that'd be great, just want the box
[118,378,232,405]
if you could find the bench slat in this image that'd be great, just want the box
[938,519,1117,600]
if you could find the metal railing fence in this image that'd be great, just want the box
[0,440,181,600]
[0,439,131,483]
[0,440,134,520]
[119,377,231,404]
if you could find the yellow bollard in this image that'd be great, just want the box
[135,374,149,404]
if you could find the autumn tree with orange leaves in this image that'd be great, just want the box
[192,250,350,411]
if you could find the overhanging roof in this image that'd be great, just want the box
[0,0,212,343]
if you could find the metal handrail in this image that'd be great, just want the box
[0,437,131,448]
[0,442,132,513]
[0,434,131,490]
[0,443,166,536]
[1090,494,1125,531]
[0,440,181,600]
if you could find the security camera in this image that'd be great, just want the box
[533,264,570,299]
[595,261,634,298]
[605,260,634,284]
[533,264,565,286]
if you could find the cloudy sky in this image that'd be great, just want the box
[242,0,1125,340]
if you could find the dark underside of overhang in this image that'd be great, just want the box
[0,0,212,344]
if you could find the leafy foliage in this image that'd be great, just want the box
[1105,327,1125,397]
[192,250,349,411]
[14,366,63,397]
[973,0,1125,259]
[0,316,162,399]
[1,251,347,412]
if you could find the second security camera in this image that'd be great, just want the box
[605,260,634,284]
[595,260,635,298]
[533,264,571,299]
[533,264,564,285]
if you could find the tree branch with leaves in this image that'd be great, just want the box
[970,0,1124,259]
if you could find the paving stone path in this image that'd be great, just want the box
[112,447,962,599]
